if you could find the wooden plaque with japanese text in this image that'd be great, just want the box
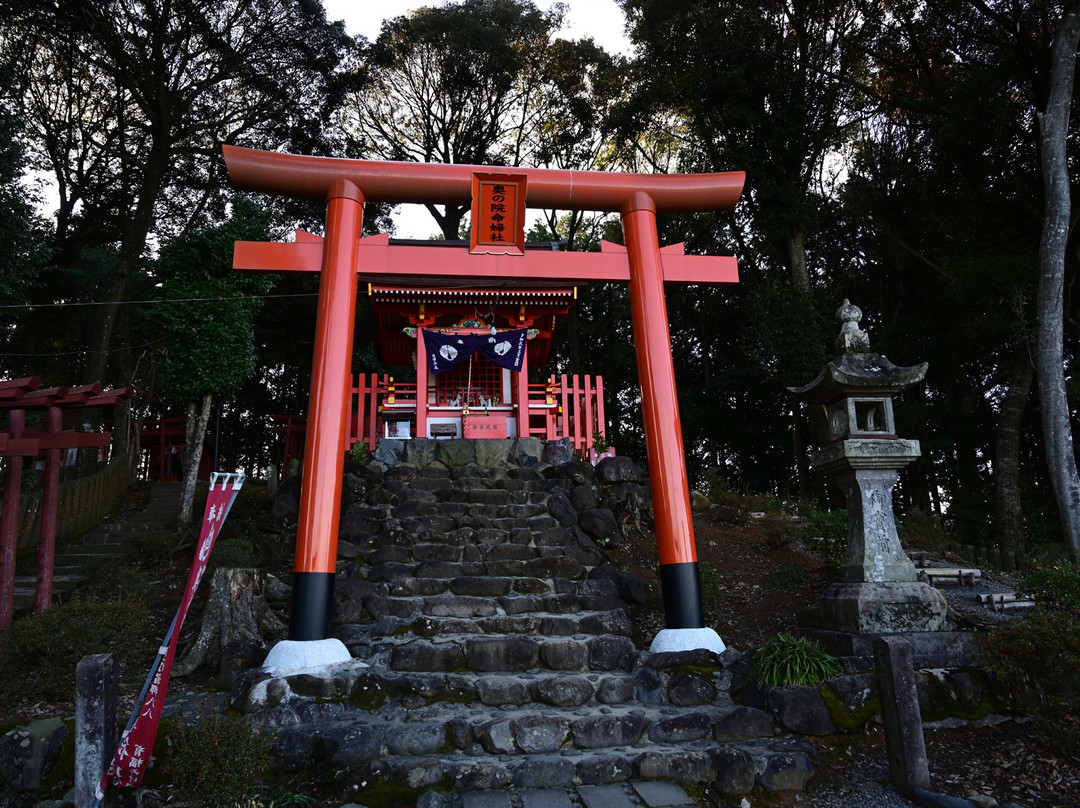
[470,172,527,255]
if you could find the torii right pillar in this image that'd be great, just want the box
[622,193,718,652]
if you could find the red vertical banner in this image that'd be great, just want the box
[96,473,245,801]
[470,172,527,255]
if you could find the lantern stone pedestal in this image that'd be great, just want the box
[809,442,948,635]
[790,301,947,636]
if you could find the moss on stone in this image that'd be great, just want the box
[820,683,880,731]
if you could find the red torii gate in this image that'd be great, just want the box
[0,378,131,628]
[224,145,744,650]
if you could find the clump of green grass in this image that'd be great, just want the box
[749,632,842,687]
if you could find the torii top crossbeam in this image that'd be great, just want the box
[224,145,743,213]
[224,145,744,654]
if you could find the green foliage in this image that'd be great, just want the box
[983,611,1080,756]
[0,593,150,707]
[1019,560,1080,617]
[899,509,951,552]
[166,713,272,808]
[802,509,848,572]
[348,440,371,465]
[267,789,315,808]
[0,90,47,308]
[121,529,180,565]
[147,197,275,403]
[81,561,159,604]
[756,515,799,553]
[749,633,842,687]
[209,537,260,569]
[765,563,809,588]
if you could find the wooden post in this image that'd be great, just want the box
[874,635,931,795]
[416,332,429,438]
[35,405,63,614]
[515,342,529,438]
[0,409,25,630]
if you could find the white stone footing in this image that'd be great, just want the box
[261,638,355,675]
[649,627,726,655]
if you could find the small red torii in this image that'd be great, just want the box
[224,145,744,653]
[0,378,131,628]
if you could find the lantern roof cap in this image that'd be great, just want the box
[787,300,927,403]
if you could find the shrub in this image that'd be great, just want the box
[899,508,950,551]
[0,592,151,707]
[209,536,260,569]
[983,610,1080,755]
[750,633,842,687]
[124,528,181,564]
[348,440,371,465]
[802,508,848,572]
[765,564,809,588]
[77,559,160,604]
[167,713,272,808]
[756,516,798,553]
[1019,560,1080,617]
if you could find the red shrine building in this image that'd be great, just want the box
[277,238,609,467]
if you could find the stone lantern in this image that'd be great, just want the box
[789,301,947,634]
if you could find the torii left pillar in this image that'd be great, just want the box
[290,179,364,641]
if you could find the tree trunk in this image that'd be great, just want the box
[173,568,287,679]
[1036,4,1080,563]
[425,202,468,240]
[994,345,1035,551]
[785,230,810,292]
[179,393,213,525]
[85,142,169,385]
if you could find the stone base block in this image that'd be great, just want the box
[813,582,947,634]
[649,627,726,655]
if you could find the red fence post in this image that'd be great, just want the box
[595,376,606,445]
[0,410,26,630]
[35,405,63,615]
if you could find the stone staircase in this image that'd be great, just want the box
[233,439,818,804]
[13,481,182,612]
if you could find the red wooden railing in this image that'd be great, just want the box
[276,373,607,469]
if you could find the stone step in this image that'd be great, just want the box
[232,661,813,794]
[354,577,619,603]
[364,537,585,567]
[79,520,171,538]
[356,633,641,675]
[237,666,760,738]
[349,523,584,553]
[365,554,592,584]
[14,573,86,594]
[54,542,134,560]
[360,606,633,643]
[312,739,815,796]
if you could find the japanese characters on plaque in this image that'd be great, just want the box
[470,172,527,255]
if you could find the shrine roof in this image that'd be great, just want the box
[368,285,576,304]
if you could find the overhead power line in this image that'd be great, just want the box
[0,292,321,311]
